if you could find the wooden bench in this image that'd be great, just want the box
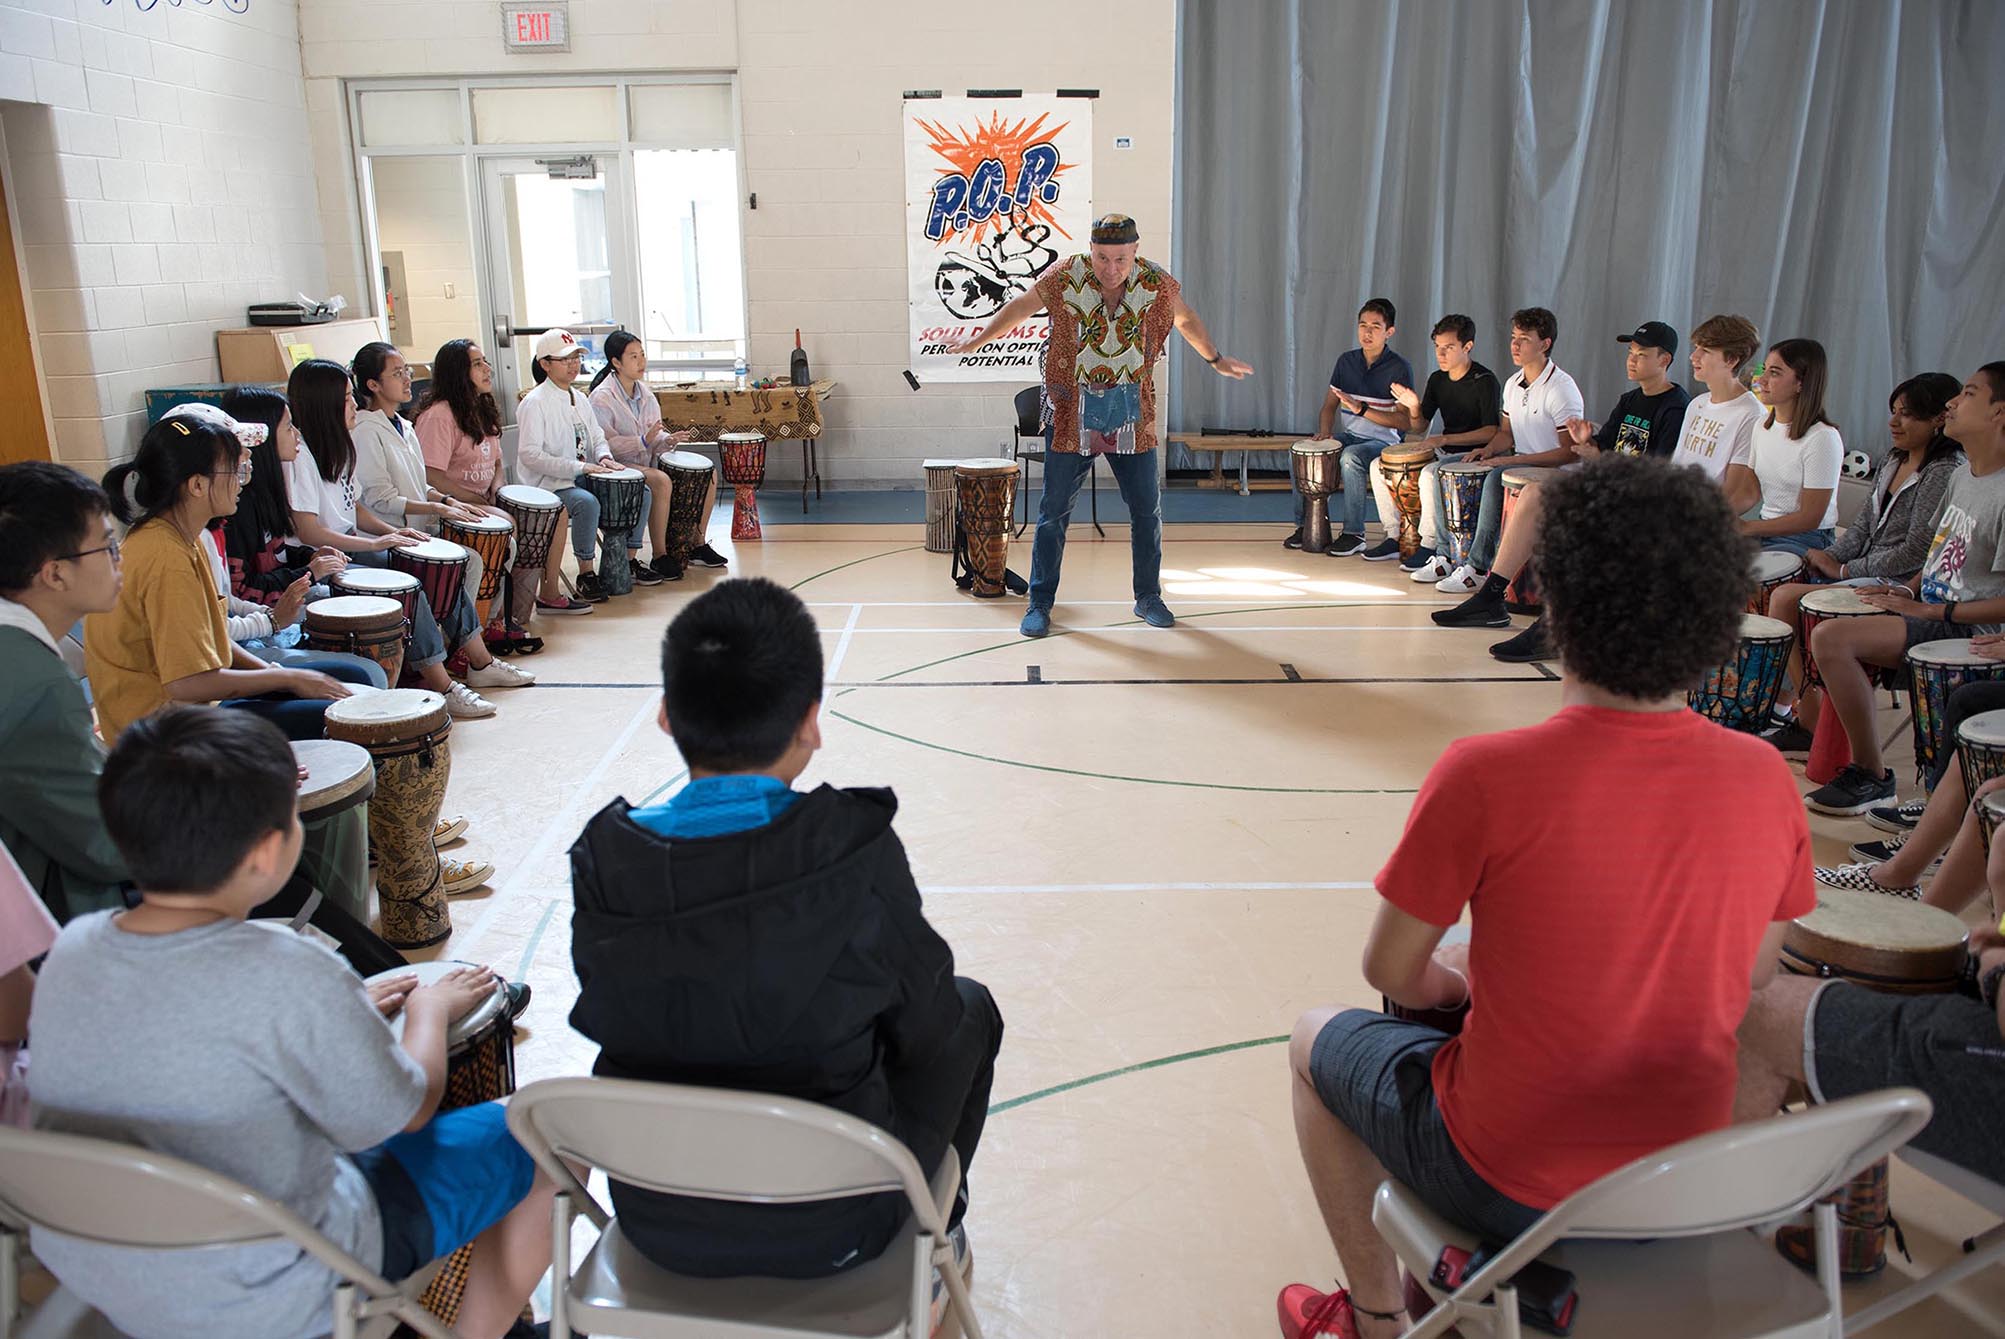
[1168,433,1305,496]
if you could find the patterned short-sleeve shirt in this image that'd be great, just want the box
[1032,255,1182,455]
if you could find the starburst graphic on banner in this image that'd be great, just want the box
[915,111,1077,245]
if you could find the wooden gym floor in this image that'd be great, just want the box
[416,514,2005,1338]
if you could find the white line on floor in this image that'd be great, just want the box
[832,624,1479,634]
[918,881,1378,894]
[455,691,663,957]
[801,598,1458,608]
[823,602,863,682]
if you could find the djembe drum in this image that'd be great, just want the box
[441,513,513,619]
[720,431,768,541]
[1750,551,1803,617]
[390,536,471,626]
[1957,710,2005,803]
[1437,460,1489,571]
[656,450,715,566]
[498,483,563,629]
[331,566,421,630]
[323,689,452,949]
[1499,466,1555,613]
[293,739,374,925]
[954,461,1019,598]
[1778,887,1970,1276]
[1799,585,1900,695]
[303,594,407,688]
[583,467,646,596]
[1378,444,1437,561]
[1290,441,1341,554]
[1380,926,1470,1034]
[367,960,517,1327]
[1907,640,2005,788]
[1688,614,1794,733]
[923,459,966,554]
[1979,790,2005,855]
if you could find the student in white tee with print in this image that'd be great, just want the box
[1741,339,1843,557]
[1670,313,1764,514]
[514,328,634,607]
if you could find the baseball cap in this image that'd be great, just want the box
[162,401,266,449]
[533,328,588,362]
[1616,321,1678,357]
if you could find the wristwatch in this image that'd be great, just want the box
[1944,601,1959,625]
[1203,350,1223,365]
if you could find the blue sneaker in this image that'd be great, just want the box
[1134,596,1175,628]
[1020,605,1051,638]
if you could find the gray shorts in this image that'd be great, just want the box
[1806,981,2005,1184]
[1310,1010,1543,1243]
[1903,616,1963,651]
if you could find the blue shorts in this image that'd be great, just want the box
[1309,1009,1543,1243]
[352,1102,537,1279]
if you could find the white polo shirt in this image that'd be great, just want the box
[1501,360,1584,456]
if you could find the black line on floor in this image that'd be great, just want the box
[1027,665,1043,683]
[1532,661,1560,680]
[1280,663,1302,682]
[524,672,1556,689]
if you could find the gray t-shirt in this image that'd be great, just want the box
[28,914,425,1339]
[1917,463,2005,625]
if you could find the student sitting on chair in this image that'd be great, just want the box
[568,578,1003,1297]
[1276,457,1813,1339]
[28,707,555,1339]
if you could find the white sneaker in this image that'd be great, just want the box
[464,658,536,689]
[1435,563,1482,593]
[1410,555,1452,583]
[444,683,497,718]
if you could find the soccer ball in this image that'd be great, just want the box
[1843,451,1872,479]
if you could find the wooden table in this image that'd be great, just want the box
[1168,433,1305,496]
[650,379,837,513]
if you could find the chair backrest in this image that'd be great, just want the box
[1548,1088,1932,1240]
[507,1077,939,1219]
[0,1126,395,1294]
[1012,386,1042,437]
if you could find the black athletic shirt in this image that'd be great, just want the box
[1417,362,1503,438]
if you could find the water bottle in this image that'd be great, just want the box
[733,354,748,389]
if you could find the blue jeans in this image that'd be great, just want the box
[240,638,390,690]
[552,485,601,562]
[1027,444,1162,608]
[220,654,384,741]
[1336,438,1395,538]
[1762,528,1836,557]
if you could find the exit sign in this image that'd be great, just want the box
[502,3,570,51]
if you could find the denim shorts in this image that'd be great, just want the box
[351,1102,537,1279]
[1309,1010,1543,1242]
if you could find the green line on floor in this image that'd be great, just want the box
[788,545,924,592]
[514,901,557,982]
[990,1035,1290,1114]
[635,769,690,808]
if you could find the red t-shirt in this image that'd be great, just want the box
[1376,704,1815,1209]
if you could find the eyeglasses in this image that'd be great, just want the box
[210,460,254,484]
[388,366,415,381]
[61,539,122,565]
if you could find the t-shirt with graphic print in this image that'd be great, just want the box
[1916,463,2005,629]
[1670,389,1763,483]
[1595,384,1690,459]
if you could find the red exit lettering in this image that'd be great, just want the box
[514,12,549,42]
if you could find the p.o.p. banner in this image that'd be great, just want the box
[904,96,1093,382]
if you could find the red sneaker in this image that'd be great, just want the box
[1277,1284,1359,1339]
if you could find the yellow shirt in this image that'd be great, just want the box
[83,519,232,740]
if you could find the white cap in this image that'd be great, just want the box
[162,401,267,449]
[533,328,588,362]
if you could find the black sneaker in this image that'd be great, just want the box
[504,981,532,1022]
[1864,797,1926,834]
[687,543,729,568]
[650,554,686,581]
[573,572,609,603]
[1805,765,1898,817]
[1848,834,1938,869]
[1282,527,1305,550]
[1361,538,1403,562]
[1399,545,1436,573]
[1329,533,1366,557]
[630,560,666,586]
[1760,718,1816,756]
[1432,588,1511,628]
[1489,617,1553,662]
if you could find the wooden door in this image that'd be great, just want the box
[0,164,52,464]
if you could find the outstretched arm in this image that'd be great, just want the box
[946,290,1046,356]
[1171,295,1253,379]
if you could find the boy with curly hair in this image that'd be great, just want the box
[1275,457,1815,1339]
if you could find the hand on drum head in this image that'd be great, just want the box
[410,965,499,1022]
[282,669,353,702]
[1974,632,2005,661]
[1803,548,1842,580]
[1856,587,1928,617]
[367,973,419,1018]
[309,549,348,580]
[1433,939,1471,983]
[578,459,624,476]
[394,526,431,544]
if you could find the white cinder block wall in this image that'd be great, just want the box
[302,0,1175,485]
[0,0,327,477]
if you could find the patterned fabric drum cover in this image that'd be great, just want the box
[1290,441,1341,554]
[657,450,715,565]
[1378,444,1437,561]
[323,689,452,949]
[1750,550,1802,617]
[1906,639,2005,787]
[720,432,768,541]
[954,461,1019,598]
[1438,460,1490,570]
[303,594,406,687]
[1689,614,1794,733]
[583,467,646,596]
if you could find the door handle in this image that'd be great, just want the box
[494,314,512,349]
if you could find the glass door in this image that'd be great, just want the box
[478,154,638,410]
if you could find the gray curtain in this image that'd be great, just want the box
[1169,0,2005,459]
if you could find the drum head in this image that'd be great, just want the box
[1980,791,2005,823]
[324,687,446,730]
[1792,885,1969,955]
[956,461,1018,477]
[719,432,766,445]
[335,568,420,595]
[593,467,644,483]
[922,458,972,469]
[660,451,715,470]
[1959,709,2005,749]
[1740,613,1793,641]
[293,739,374,818]
[497,484,561,509]
[307,594,402,624]
[1439,459,1490,476]
[364,959,506,1050]
[1381,445,1436,467]
[397,537,468,564]
[1500,467,1552,488]
[447,514,511,534]
[1291,440,1339,457]
[1801,586,1885,617]
[1752,551,1802,583]
[1907,638,1989,669]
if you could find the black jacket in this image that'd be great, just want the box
[568,784,962,1277]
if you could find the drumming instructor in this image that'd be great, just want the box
[948,213,1252,638]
